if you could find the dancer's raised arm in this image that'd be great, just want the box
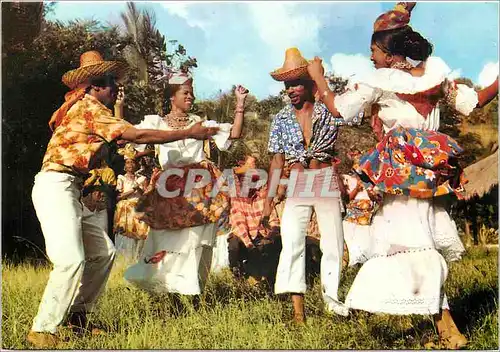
[307,57,342,118]
[477,77,499,108]
[230,85,249,139]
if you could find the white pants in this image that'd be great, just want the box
[31,171,116,333]
[275,196,345,312]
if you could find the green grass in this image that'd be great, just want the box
[2,247,498,349]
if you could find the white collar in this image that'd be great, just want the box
[357,56,451,94]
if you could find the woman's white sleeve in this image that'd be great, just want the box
[334,83,381,122]
[454,84,479,116]
[132,115,161,152]
[203,120,233,151]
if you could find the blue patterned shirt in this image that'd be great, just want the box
[268,102,361,167]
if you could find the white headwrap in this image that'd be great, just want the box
[156,65,193,86]
[168,71,192,85]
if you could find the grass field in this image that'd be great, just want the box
[2,247,498,350]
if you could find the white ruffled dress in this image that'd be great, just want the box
[334,57,478,315]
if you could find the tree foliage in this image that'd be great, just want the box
[119,2,198,124]
[2,1,44,55]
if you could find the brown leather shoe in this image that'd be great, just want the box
[435,309,468,350]
[27,330,60,349]
[66,312,106,336]
[440,333,468,350]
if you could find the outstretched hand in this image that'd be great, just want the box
[114,85,125,108]
[307,56,325,81]
[235,85,249,104]
[188,121,219,140]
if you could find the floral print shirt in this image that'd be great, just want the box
[41,94,132,175]
[268,102,361,167]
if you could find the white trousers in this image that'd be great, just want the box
[275,196,345,312]
[31,171,116,333]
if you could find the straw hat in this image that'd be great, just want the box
[270,47,311,82]
[62,50,128,89]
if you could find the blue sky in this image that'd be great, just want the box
[48,1,499,100]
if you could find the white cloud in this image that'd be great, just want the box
[248,3,321,51]
[329,53,375,83]
[194,53,254,99]
[162,2,188,18]
[160,2,210,31]
[248,2,322,72]
[448,68,463,80]
[477,61,499,87]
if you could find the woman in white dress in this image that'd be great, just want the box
[306,3,498,348]
[124,71,249,296]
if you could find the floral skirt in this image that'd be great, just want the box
[136,161,230,230]
[113,198,150,240]
[355,126,466,199]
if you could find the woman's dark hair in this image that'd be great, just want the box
[371,25,433,61]
[161,83,182,115]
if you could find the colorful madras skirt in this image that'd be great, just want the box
[354,126,467,199]
[136,161,230,230]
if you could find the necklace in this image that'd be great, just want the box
[164,112,190,130]
[390,61,414,71]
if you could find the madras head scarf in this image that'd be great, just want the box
[373,2,416,33]
[118,143,138,160]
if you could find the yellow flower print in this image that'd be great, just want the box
[430,140,440,148]
[401,166,412,177]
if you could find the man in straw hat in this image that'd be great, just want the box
[262,47,360,323]
[28,50,218,348]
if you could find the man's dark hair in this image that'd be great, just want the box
[86,73,118,92]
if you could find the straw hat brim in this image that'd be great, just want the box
[270,64,311,82]
[62,61,129,89]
